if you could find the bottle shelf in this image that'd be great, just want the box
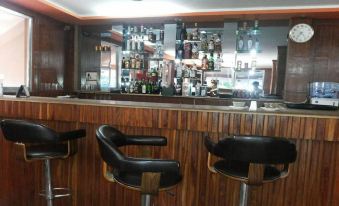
[237,29,261,36]
[236,49,262,53]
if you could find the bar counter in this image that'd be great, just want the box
[0,96,338,206]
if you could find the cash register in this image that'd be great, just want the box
[309,82,339,107]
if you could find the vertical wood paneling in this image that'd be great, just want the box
[0,100,338,206]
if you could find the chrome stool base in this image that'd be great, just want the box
[141,194,151,206]
[39,187,71,198]
[239,183,249,206]
[42,159,71,206]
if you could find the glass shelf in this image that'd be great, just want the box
[236,49,262,53]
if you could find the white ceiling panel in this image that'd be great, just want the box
[45,0,339,18]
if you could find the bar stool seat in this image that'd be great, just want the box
[26,144,68,159]
[205,135,297,206]
[113,169,182,189]
[214,160,281,182]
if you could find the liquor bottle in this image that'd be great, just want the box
[126,35,131,51]
[184,42,192,59]
[215,53,223,71]
[147,80,152,94]
[139,55,144,70]
[176,62,183,78]
[255,38,260,51]
[130,55,136,69]
[183,64,190,78]
[138,36,144,52]
[192,43,199,59]
[254,20,259,30]
[142,80,146,94]
[140,25,144,34]
[237,35,244,51]
[176,43,184,59]
[135,80,139,93]
[131,35,136,51]
[180,22,187,41]
[125,57,130,68]
[201,34,208,52]
[192,22,200,40]
[215,33,222,53]
[160,29,164,43]
[201,54,208,70]
[208,53,214,70]
[129,79,134,93]
[121,77,126,93]
[122,57,126,69]
[190,64,197,78]
[176,21,182,41]
[208,36,215,52]
[247,35,253,50]
[148,27,153,42]
[135,54,141,70]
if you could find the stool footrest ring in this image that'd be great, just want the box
[39,187,71,199]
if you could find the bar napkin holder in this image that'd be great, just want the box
[249,100,257,111]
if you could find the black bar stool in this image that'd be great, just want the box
[0,119,86,206]
[96,125,182,206]
[204,135,297,206]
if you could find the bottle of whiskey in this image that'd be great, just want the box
[202,54,208,70]
[192,43,199,59]
[208,36,215,52]
[122,57,126,69]
[192,23,200,40]
[208,53,214,70]
[201,34,208,52]
[180,22,187,41]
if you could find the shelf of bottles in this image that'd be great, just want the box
[174,21,224,96]
[121,24,165,94]
[236,20,261,53]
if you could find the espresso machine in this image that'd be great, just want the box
[309,82,339,107]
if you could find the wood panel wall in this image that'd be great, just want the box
[0,2,75,96]
[0,99,338,206]
[285,18,339,102]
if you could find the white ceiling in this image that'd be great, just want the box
[45,0,339,18]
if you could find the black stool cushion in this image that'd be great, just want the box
[26,144,68,159]
[113,170,182,189]
[214,160,281,181]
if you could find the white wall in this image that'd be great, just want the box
[0,8,29,87]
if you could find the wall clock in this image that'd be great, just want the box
[289,23,314,43]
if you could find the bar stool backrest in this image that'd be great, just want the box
[1,119,58,144]
[205,136,297,164]
[96,125,126,170]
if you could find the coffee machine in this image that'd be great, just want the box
[309,82,339,106]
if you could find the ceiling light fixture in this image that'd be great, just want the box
[94,1,191,18]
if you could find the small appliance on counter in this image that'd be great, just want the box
[310,82,339,107]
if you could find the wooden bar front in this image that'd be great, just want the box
[0,97,338,206]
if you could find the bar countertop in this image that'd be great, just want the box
[1,95,338,118]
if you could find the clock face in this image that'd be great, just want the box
[289,23,314,43]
